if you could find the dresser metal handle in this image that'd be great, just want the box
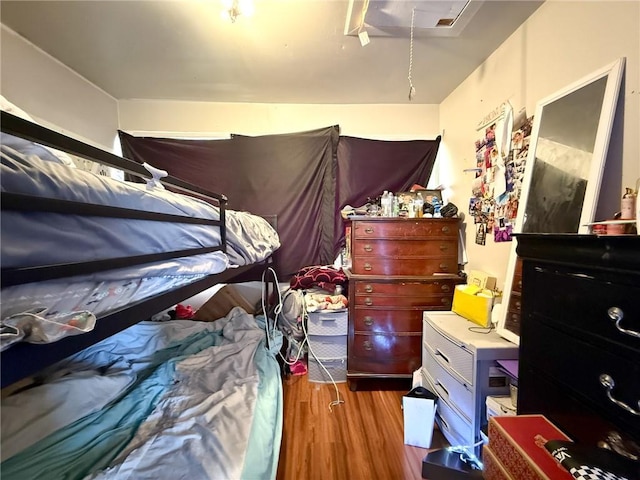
[363,316,374,326]
[364,227,374,234]
[364,298,373,306]
[363,340,373,351]
[599,374,640,416]
[439,263,448,271]
[439,244,448,251]
[441,297,451,305]
[608,307,640,338]
[440,284,450,292]
[364,284,373,293]
[363,244,373,252]
[363,263,372,271]
[598,431,640,461]
[441,226,450,234]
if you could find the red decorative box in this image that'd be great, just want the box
[483,445,514,480]
[488,415,574,480]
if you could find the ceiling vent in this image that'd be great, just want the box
[344,0,483,38]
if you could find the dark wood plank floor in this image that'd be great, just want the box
[276,375,448,480]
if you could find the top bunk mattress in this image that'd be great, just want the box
[0,142,280,271]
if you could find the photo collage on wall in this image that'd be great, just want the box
[470,104,534,245]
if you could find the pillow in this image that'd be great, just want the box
[0,95,76,168]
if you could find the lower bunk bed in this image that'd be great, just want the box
[0,107,284,479]
[1,308,283,480]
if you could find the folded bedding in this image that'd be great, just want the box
[0,309,283,480]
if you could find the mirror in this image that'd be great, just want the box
[497,58,625,345]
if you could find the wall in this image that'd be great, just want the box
[439,0,640,288]
[117,100,441,139]
[0,26,118,150]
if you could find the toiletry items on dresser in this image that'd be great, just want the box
[421,312,518,455]
[517,234,640,462]
[345,217,463,390]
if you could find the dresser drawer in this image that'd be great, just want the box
[351,256,457,276]
[354,294,452,309]
[528,265,640,350]
[422,346,474,422]
[351,333,421,358]
[353,279,457,296]
[351,239,457,258]
[523,319,640,426]
[352,309,423,333]
[423,319,473,385]
[352,219,458,239]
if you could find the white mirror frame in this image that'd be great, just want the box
[497,57,626,345]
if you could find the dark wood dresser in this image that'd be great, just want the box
[517,234,640,462]
[345,217,463,390]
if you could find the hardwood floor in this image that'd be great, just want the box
[276,375,448,480]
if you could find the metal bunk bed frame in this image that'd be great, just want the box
[0,111,273,387]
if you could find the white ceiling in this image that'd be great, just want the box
[0,1,543,104]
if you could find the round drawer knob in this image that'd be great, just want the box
[364,297,373,306]
[363,244,373,252]
[364,263,372,271]
[364,284,373,293]
[363,316,374,326]
[363,340,373,351]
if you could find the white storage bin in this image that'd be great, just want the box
[306,310,348,336]
[308,334,347,358]
[308,356,347,383]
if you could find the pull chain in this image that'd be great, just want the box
[408,7,416,101]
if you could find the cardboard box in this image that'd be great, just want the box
[193,285,256,321]
[468,270,497,291]
[451,284,494,327]
[483,445,514,480]
[488,415,573,480]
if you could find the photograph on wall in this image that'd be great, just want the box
[475,222,486,246]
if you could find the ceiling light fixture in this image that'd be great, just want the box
[221,0,254,23]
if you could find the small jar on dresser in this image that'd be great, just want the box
[421,311,519,453]
[345,216,464,390]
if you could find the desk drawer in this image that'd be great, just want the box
[423,345,474,422]
[423,318,473,385]
[424,372,474,445]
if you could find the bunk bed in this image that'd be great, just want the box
[0,110,283,479]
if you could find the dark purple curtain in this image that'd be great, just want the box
[119,127,339,278]
[119,129,439,278]
[334,136,441,255]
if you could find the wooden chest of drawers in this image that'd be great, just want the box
[517,234,640,461]
[345,217,463,389]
